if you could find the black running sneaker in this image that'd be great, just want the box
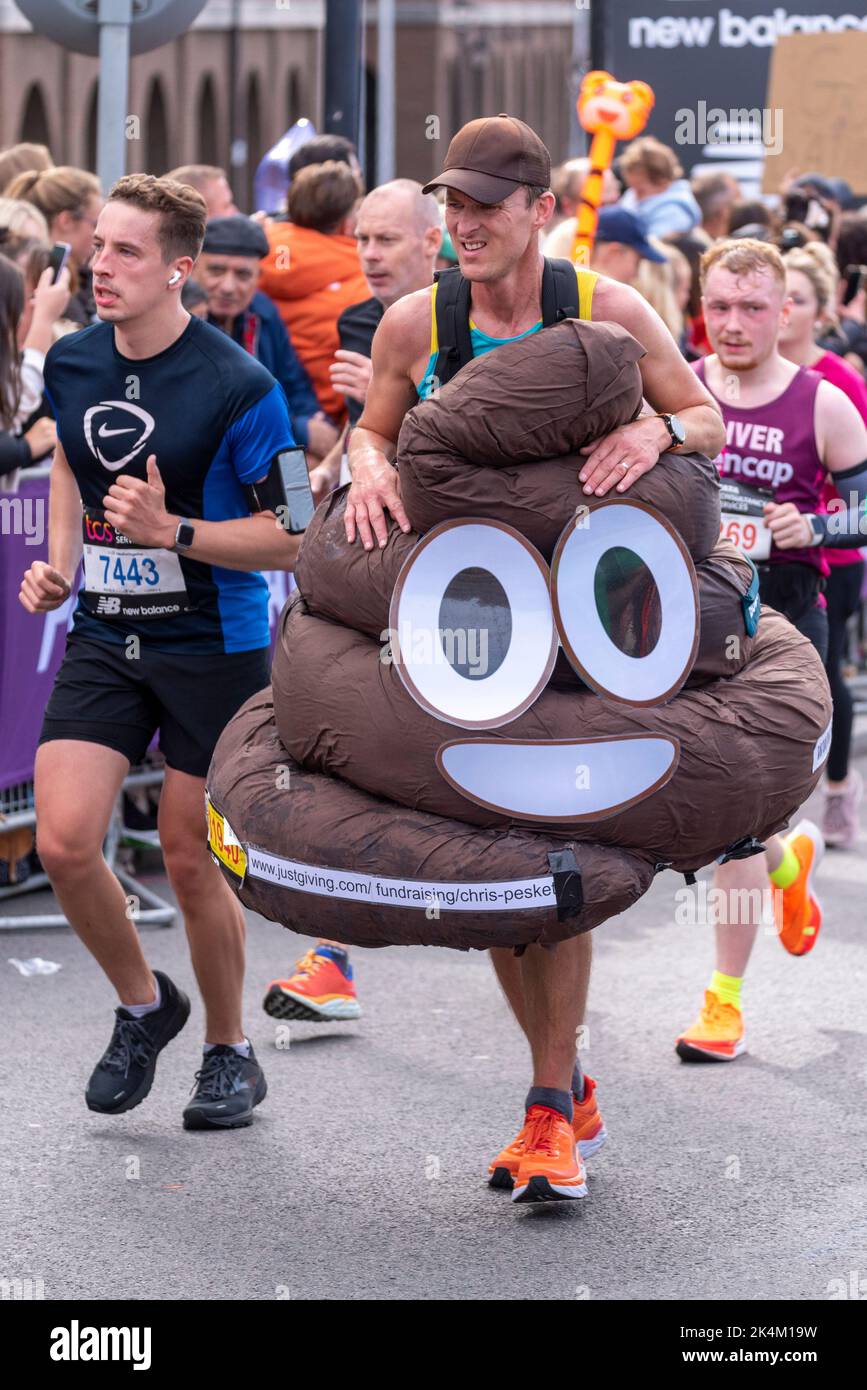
[85,970,190,1114]
[182,1043,267,1130]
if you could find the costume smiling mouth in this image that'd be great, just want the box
[437,735,679,822]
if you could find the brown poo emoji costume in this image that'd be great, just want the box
[206,320,832,950]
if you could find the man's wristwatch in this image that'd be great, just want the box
[173,519,196,553]
[657,413,686,451]
[805,514,825,547]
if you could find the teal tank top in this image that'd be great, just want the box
[416,267,597,400]
[417,319,542,401]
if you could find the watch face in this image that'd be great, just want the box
[669,414,686,446]
[177,522,195,549]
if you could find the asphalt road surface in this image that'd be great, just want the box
[2,762,866,1302]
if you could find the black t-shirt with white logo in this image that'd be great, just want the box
[43,316,294,653]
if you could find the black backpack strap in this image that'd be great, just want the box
[430,266,474,390]
[542,257,579,326]
[430,257,578,393]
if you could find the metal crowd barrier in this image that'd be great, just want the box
[1,462,176,930]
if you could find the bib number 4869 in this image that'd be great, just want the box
[720,514,771,561]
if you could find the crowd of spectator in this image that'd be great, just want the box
[2,125,866,519]
[2,119,866,929]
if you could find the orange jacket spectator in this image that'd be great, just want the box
[259,162,368,421]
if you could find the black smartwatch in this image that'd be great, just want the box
[173,519,195,553]
[658,413,686,451]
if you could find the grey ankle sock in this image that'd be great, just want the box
[572,1059,585,1103]
[525,1086,573,1123]
[123,977,161,1019]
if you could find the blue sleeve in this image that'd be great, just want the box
[225,382,296,485]
[261,311,320,447]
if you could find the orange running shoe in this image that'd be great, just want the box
[676,990,745,1063]
[776,820,824,957]
[511,1106,587,1204]
[488,1076,606,1189]
[263,946,361,1022]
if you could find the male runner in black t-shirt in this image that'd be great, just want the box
[19,175,300,1129]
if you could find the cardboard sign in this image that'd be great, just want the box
[763,31,867,194]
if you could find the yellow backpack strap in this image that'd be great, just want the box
[575,268,598,320]
[429,280,439,356]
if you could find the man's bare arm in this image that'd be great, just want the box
[19,439,82,612]
[346,290,430,548]
[46,440,84,578]
[579,278,725,496]
[819,380,867,473]
[102,455,301,572]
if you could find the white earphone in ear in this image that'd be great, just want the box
[168,270,181,286]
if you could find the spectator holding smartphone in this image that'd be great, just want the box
[0,252,70,481]
[6,166,102,325]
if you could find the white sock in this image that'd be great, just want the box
[203,1038,251,1058]
[123,977,161,1018]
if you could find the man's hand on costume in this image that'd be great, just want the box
[578,417,670,497]
[345,455,411,549]
[103,456,177,548]
[764,501,813,550]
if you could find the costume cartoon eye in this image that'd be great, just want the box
[388,519,557,729]
[551,499,699,705]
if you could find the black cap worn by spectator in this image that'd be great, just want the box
[422,114,551,203]
[794,173,855,210]
[202,215,269,259]
[596,206,667,262]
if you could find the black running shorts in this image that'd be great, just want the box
[39,636,271,778]
[757,561,829,665]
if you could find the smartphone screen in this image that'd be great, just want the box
[47,242,72,283]
[276,447,316,533]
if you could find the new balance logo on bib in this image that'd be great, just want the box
[80,505,192,621]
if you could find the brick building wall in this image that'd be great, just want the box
[0,1,581,205]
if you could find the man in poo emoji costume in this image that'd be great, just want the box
[207,118,831,1205]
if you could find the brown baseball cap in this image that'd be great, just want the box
[422,114,551,204]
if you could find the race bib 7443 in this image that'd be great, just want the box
[80,506,191,620]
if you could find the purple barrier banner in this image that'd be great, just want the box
[0,468,295,791]
[0,474,75,792]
